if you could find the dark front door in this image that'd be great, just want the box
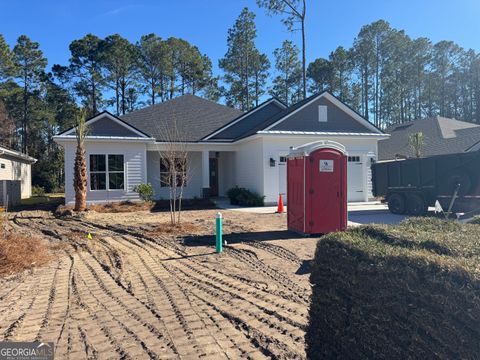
[209,158,219,197]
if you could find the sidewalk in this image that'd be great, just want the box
[212,198,388,214]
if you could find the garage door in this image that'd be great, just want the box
[347,156,365,202]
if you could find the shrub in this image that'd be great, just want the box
[32,185,45,197]
[226,186,264,207]
[307,218,480,359]
[133,183,155,202]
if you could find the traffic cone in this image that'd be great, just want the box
[276,194,285,213]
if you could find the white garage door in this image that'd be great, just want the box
[347,155,365,202]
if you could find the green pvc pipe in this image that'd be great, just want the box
[216,212,223,253]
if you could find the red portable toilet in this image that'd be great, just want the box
[287,140,347,235]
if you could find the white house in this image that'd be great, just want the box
[54,91,389,205]
[0,145,37,203]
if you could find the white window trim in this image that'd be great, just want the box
[88,153,126,192]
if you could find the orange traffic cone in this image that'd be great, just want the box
[276,194,285,213]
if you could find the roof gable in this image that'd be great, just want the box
[264,92,382,134]
[203,99,286,141]
[58,111,151,138]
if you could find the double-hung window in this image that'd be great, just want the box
[89,154,124,190]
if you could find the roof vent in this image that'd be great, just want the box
[318,105,328,122]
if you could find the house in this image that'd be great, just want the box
[0,145,37,205]
[54,91,388,205]
[378,116,480,160]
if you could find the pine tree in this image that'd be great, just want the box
[257,0,307,99]
[100,34,139,115]
[12,35,47,154]
[137,34,169,105]
[270,40,302,105]
[219,8,268,110]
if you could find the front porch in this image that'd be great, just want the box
[146,149,236,200]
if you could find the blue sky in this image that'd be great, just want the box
[2,0,480,75]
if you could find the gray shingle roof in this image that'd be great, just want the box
[205,99,286,141]
[120,94,243,142]
[378,116,480,160]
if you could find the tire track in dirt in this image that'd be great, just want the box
[225,247,310,304]
[2,264,59,341]
[9,213,310,359]
[107,231,309,325]
[100,234,264,358]
[245,241,303,265]
[74,250,178,358]
[161,262,305,358]
[108,234,305,358]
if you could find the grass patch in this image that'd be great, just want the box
[0,233,56,276]
[307,217,480,359]
[15,193,65,212]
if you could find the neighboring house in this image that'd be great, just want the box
[54,91,388,205]
[379,116,480,160]
[0,145,37,203]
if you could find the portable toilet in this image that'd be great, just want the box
[287,140,347,235]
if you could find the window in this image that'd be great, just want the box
[279,156,287,163]
[108,155,125,190]
[318,105,328,122]
[89,154,124,190]
[348,156,361,162]
[90,155,106,190]
[160,158,187,187]
[0,163,5,169]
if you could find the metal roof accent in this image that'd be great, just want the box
[258,130,390,137]
[0,146,37,163]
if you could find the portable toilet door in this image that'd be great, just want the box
[288,140,347,235]
[307,145,347,233]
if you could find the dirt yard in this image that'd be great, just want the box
[0,208,318,359]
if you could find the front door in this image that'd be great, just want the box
[209,158,219,197]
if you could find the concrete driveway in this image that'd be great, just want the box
[347,205,407,226]
[215,199,408,226]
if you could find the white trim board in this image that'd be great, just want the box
[59,112,150,138]
[263,92,383,134]
[202,98,286,141]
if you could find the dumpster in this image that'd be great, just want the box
[372,150,480,215]
[287,140,347,235]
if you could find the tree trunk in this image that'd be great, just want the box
[301,0,307,99]
[73,145,87,211]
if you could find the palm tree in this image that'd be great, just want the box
[74,108,88,211]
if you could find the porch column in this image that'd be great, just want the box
[201,150,210,198]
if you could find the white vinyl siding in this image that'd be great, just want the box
[233,138,264,195]
[0,156,32,198]
[63,141,146,204]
